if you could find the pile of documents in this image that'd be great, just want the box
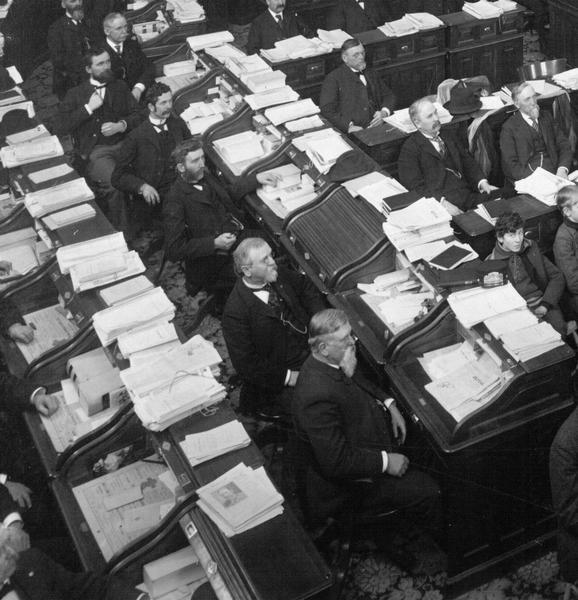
[117,321,180,365]
[242,70,286,93]
[553,68,578,91]
[225,54,270,79]
[343,171,408,214]
[56,231,124,270]
[186,30,234,51]
[197,463,284,536]
[447,282,526,329]
[382,197,453,251]
[317,28,352,48]
[69,250,145,292]
[426,240,478,269]
[380,13,444,36]
[264,98,320,126]
[162,59,198,77]
[180,99,228,135]
[93,286,175,345]
[5,124,49,145]
[256,163,316,218]
[291,128,350,174]
[463,1,503,18]
[284,115,324,132]
[244,86,299,110]
[384,103,452,133]
[168,0,204,22]
[24,178,94,218]
[132,14,169,42]
[180,420,251,466]
[373,291,436,331]
[0,227,39,280]
[213,131,264,165]
[120,335,225,430]
[99,275,154,306]
[514,167,572,205]
[42,203,96,230]
[0,134,62,168]
[261,35,332,62]
[205,43,246,64]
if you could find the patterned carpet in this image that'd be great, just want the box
[19,29,569,600]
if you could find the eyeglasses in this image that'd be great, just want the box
[325,332,358,347]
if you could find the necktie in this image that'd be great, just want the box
[114,44,122,54]
[275,13,283,24]
[531,119,539,132]
[94,84,106,99]
[432,135,446,157]
[356,71,367,86]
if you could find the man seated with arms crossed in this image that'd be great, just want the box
[59,47,142,230]
[163,141,280,306]
[320,38,395,134]
[222,238,325,417]
[487,211,566,334]
[500,82,573,184]
[293,309,442,547]
[398,97,498,213]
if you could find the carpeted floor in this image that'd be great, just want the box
[20,28,569,600]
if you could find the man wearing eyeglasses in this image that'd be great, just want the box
[293,308,441,544]
[222,238,325,417]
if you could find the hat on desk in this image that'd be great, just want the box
[443,81,482,115]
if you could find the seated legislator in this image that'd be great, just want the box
[486,211,566,333]
[320,38,395,133]
[222,238,325,417]
[293,309,441,532]
[554,186,578,317]
[500,82,573,183]
[58,47,142,230]
[326,0,388,34]
[101,12,154,102]
[246,0,313,55]
[398,97,497,212]
[112,82,190,236]
[162,140,280,302]
[47,0,93,99]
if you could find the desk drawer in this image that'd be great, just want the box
[446,17,499,47]
[499,10,525,35]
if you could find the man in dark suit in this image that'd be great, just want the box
[293,308,441,532]
[47,0,93,99]
[112,82,190,237]
[320,38,395,133]
[222,238,325,416]
[500,81,573,183]
[326,0,388,34]
[58,47,142,229]
[398,97,497,212]
[102,12,154,102]
[163,140,279,301]
[246,0,313,55]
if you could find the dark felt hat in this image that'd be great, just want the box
[443,82,482,115]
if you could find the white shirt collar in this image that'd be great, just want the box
[520,111,537,127]
[242,278,267,290]
[107,39,122,51]
[269,9,283,20]
[66,11,80,23]
[149,115,167,126]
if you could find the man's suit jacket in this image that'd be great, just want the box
[222,269,324,393]
[58,79,143,158]
[47,15,92,98]
[500,110,573,182]
[320,63,395,132]
[326,0,387,34]
[246,10,312,54]
[4,548,141,600]
[112,115,190,194]
[398,129,485,210]
[104,38,155,92]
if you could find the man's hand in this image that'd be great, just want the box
[132,87,143,101]
[557,167,569,179]
[256,172,282,187]
[348,123,362,133]
[479,180,499,194]
[389,403,406,444]
[101,122,125,137]
[386,453,409,477]
[287,371,299,387]
[368,111,384,128]
[5,482,31,509]
[534,305,548,318]
[0,260,12,275]
[8,324,34,344]
[139,184,160,206]
[33,393,59,417]
[87,91,104,112]
[4,522,30,553]
[214,233,237,251]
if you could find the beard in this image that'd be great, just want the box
[182,168,204,183]
[70,7,84,20]
[94,69,115,83]
[339,345,357,378]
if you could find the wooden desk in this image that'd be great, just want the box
[139,12,206,61]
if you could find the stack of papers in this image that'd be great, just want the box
[493,0,518,10]
[244,87,299,110]
[384,103,452,133]
[42,203,96,230]
[405,12,445,29]
[117,321,179,363]
[380,12,443,36]
[205,43,246,64]
[291,129,350,174]
[382,197,453,251]
[162,60,198,77]
[256,164,316,218]
[261,36,331,62]
[0,135,62,168]
[241,70,286,93]
[99,275,154,306]
[180,99,228,135]
[56,232,127,274]
[500,321,564,361]
[93,287,175,345]
[133,14,169,42]
[375,292,436,330]
[483,308,538,339]
[317,28,352,48]
[69,250,146,292]
[285,115,324,132]
[180,420,251,466]
[448,283,526,329]
[0,227,39,279]
[213,131,264,165]
[463,1,503,18]
[343,172,408,214]
[553,68,578,91]
[168,0,204,23]
[24,178,94,218]
[224,54,270,78]
[358,269,418,296]
[5,124,50,145]
[186,31,234,51]
[196,463,284,536]
[264,98,320,126]
[514,167,572,205]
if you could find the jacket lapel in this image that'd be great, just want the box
[238,280,279,319]
[416,131,442,160]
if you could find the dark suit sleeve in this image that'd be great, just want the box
[326,1,346,30]
[457,138,485,188]
[120,87,143,131]
[284,268,325,317]
[0,298,25,338]
[398,137,431,197]
[554,227,578,296]
[57,88,92,135]
[47,22,67,74]
[111,134,143,194]
[553,117,573,172]
[374,75,396,114]
[499,119,528,181]
[540,250,565,308]
[0,484,19,520]
[130,42,155,90]
[320,71,350,133]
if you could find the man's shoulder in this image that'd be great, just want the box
[502,110,523,131]
[251,10,270,26]
[400,131,424,151]
[48,15,67,31]
[223,280,253,317]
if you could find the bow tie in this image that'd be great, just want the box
[93,84,106,89]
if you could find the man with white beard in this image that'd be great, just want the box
[293,309,441,537]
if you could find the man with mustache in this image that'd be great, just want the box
[500,81,572,184]
[47,0,93,99]
[293,309,441,535]
[398,97,497,212]
[58,47,142,230]
[246,0,312,55]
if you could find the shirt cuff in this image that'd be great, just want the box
[477,179,489,192]
[3,513,21,528]
[0,474,6,485]
[381,107,390,117]
[136,594,149,600]
[384,397,394,409]
[119,120,127,132]
[133,83,146,92]
[84,104,93,116]
[559,166,569,174]
[30,387,46,405]
[381,451,389,473]
[284,370,291,386]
